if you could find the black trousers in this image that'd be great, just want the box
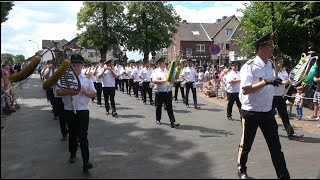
[272,96,294,136]
[65,110,90,164]
[134,82,143,98]
[115,78,121,90]
[142,82,153,103]
[95,83,103,105]
[174,81,186,101]
[155,91,175,122]
[128,79,134,95]
[102,87,116,113]
[237,110,290,179]
[227,92,242,118]
[185,82,197,106]
[46,87,54,105]
[55,97,68,136]
[121,79,129,93]
[92,82,97,101]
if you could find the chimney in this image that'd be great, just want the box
[216,19,221,23]
[222,16,227,20]
[182,20,187,23]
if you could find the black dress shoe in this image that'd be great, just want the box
[83,162,93,173]
[170,122,180,128]
[69,154,76,164]
[106,111,110,115]
[238,172,249,179]
[288,133,304,140]
[186,104,190,107]
[227,116,233,120]
[150,101,154,105]
[194,106,201,109]
[112,111,118,117]
[61,135,67,141]
[156,120,161,125]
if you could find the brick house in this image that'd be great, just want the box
[167,15,240,67]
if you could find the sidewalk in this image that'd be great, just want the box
[198,89,320,136]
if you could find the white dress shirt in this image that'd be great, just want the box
[55,73,96,111]
[239,56,275,112]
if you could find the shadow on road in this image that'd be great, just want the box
[158,124,235,137]
[279,134,320,143]
[173,109,192,113]
[196,107,224,112]
[116,114,145,119]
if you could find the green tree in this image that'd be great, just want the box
[126,2,181,61]
[76,2,127,60]
[1,53,15,65]
[1,2,14,24]
[236,2,320,68]
[14,54,25,63]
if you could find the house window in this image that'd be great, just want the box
[226,44,230,50]
[226,28,233,36]
[196,44,205,52]
[186,48,192,55]
[191,31,200,35]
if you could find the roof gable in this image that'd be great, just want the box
[42,39,68,49]
[177,22,211,41]
[176,15,238,42]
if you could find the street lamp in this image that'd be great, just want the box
[28,40,39,51]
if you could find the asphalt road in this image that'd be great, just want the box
[1,74,320,179]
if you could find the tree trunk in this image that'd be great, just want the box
[100,49,107,61]
[143,51,149,61]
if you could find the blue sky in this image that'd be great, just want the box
[1,1,249,61]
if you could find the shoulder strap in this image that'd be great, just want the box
[246,59,254,65]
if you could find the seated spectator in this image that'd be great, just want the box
[204,81,214,97]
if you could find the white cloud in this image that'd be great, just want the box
[175,1,249,23]
[189,1,205,4]
[1,1,83,58]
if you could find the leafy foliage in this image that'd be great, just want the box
[76,2,127,60]
[1,53,15,65]
[236,2,320,70]
[14,55,25,63]
[1,2,14,24]
[125,2,181,61]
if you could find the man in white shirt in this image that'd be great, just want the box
[225,61,242,120]
[173,65,186,103]
[131,61,142,99]
[272,57,303,140]
[181,59,200,109]
[55,54,96,173]
[152,57,180,128]
[43,60,57,118]
[114,60,123,91]
[98,60,118,117]
[95,59,105,107]
[139,60,154,105]
[120,64,129,93]
[126,60,135,95]
[237,33,289,179]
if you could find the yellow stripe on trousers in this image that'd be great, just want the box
[237,116,245,172]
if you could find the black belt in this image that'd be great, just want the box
[242,110,272,114]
